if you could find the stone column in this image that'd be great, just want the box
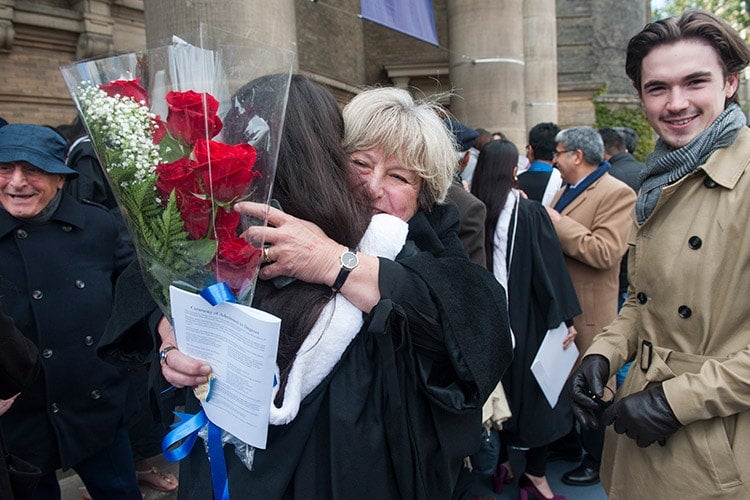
[523,0,558,132]
[447,0,526,147]
[144,0,298,67]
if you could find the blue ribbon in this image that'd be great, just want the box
[207,419,230,500]
[161,281,237,500]
[159,282,238,498]
[200,282,237,306]
[162,410,230,500]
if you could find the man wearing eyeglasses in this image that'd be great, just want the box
[543,126,636,487]
[0,124,141,499]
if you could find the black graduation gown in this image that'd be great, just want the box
[500,198,581,448]
[173,204,512,500]
[517,171,553,204]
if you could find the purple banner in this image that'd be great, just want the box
[360,0,438,46]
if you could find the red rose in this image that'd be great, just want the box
[193,139,259,203]
[165,90,223,145]
[100,78,149,106]
[178,194,213,240]
[155,158,201,199]
[214,208,240,241]
[211,237,261,293]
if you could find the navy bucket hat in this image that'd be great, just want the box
[0,124,78,177]
[444,119,479,152]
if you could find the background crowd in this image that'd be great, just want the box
[1,8,749,500]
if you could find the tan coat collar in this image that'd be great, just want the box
[700,126,750,189]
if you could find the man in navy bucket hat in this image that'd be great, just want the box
[0,123,141,499]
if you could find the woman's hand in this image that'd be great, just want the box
[235,201,381,313]
[235,202,342,286]
[157,316,211,388]
[563,324,577,349]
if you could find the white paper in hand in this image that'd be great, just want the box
[170,285,280,448]
[530,322,579,408]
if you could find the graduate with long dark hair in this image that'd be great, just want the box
[471,139,580,500]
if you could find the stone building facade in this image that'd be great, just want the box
[0,0,647,146]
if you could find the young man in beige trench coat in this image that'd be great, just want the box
[568,10,750,499]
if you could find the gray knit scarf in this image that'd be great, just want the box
[636,103,746,224]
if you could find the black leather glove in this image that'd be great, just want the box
[602,384,682,447]
[569,354,610,429]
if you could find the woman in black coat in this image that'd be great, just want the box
[137,81,512,499]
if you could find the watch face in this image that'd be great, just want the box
[342,251,358,269]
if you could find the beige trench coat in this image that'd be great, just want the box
[551,173,636,355]
[587,127,750,499]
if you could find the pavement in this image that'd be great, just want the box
[58,447,607,499]
[470,447,607,499]
[58,454,179,500]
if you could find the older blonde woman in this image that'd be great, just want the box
[158,84,512,499]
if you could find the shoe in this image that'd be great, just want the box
[518,474,567,499]
[560,464,600,486]
[136,466,179,492]
[492,462,514,494]
[546,449,582,463]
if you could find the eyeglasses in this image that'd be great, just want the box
[553,149,573,158]
[0,163,47,178]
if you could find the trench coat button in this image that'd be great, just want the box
[688,236,702,249]
[15,229,27,239]
[636,292,648,304]
[42,348,53,359]
[90,390,101,400]
[50,403,60,413]
[678,305,692,318]
[84,336,94,346]
[75,280,85,289]
[61,225,72,232]
[703,177,718,188]
[31,289,43,300]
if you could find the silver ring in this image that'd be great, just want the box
[262,246,273,264]
[159,345,178,366]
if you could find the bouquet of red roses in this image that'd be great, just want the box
[61,29,294,313]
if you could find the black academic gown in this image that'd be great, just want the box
[172,204,512,500]
[500,198,581,448]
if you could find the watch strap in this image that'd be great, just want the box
[331,247,356,293]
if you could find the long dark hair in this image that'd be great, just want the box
[224,75,371,402]
[470,140,518,272]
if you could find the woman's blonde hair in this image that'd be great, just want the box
[342,87,457,210]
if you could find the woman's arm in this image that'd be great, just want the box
[235,202,383,313]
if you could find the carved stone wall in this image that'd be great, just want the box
[1,0,647,137]
[0,0,144,126]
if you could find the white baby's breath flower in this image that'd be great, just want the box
[76,84,162,189]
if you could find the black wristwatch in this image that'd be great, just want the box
[331,247,359,293]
